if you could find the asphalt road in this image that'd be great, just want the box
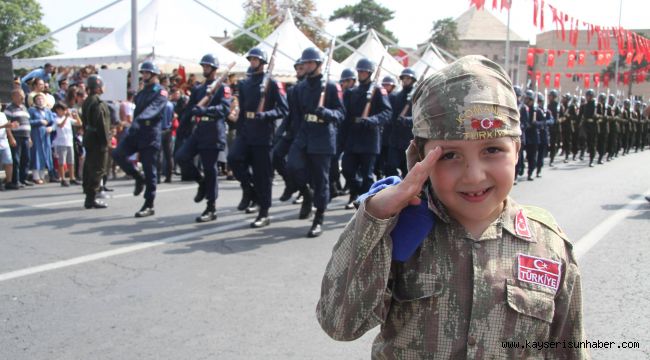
[1,150,649,359]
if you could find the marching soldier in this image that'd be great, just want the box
[523,90,543,180]
[569,94,581,161]
[619,99,629,155]
[385,68,417,178]
[633,101,643,151]
[227,47,288,228]
[286,47,345,237]
[112,61,168,217]
[329,68,357,198]
[595,93,609,164]
[174,54,232,223]
[547,89,561,166]
[340,58,392,209]
[81,75,111,209]
[558,93,573,163]
[513,85,528,181]
[273,59,305,202]
[606,94,620,161]
[579,89,597,167]
[375,75,397,180]
[535,92,554,177]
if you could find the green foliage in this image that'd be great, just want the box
[0,0,57,58]
[228,2,276,54]
[329,0,397,62]
[430,18,459,56]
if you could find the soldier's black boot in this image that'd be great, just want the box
[307,210,324,238]
[251,208,270,228]
[245,189,259,214]
[299,187,313,220]
[292,192,303,204]
[196,203,217,223]
[237,185,252,211]
[597,155,604,164]
[527,172,534,181]
[135,201,155,218]
[536,169,542,178]
[133,173,145,196]
[345,192,357,209]
[194,179,206,203]
[84,195,108,209]
[588,158,594,167]
[279,186,294,202]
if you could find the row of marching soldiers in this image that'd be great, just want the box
[144,46,418,238]
[512,86,649,182]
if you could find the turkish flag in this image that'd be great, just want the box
[604,51,613,65]
[593,73,600,87]
[637,71,646,83]
[596,51,605,65]
[470,0,486,10]
[544,72,551,88]
[578,50,586,65]
[567,50,576,67]
[623,72,630,85]
[583,73,590,88]
[527,48,536,67]
[535,71,542,87]
[604,73,610,87]
[626,52,633,64]
[547,50,556,67]
[554,73,561,88]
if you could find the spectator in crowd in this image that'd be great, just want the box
[5,89,32,187]
[27,78,46,107]
[52,102,82,186]
[120,90,135,130]
[28,93,55,184]
[0,111,18,190]
[20,63,54,98]
[54,77,69,102]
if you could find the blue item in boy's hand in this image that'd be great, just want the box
[355,176,436,262]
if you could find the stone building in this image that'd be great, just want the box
[77,26,114,49]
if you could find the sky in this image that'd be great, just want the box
[36,0,650,54]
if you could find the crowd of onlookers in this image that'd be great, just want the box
[0,63,215,192]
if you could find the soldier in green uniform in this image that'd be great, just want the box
[317,56,587,359]
[580,90,597,167]
[81,75,112,209]
[622,99,634,155]
[595,93,608,164]
[570,95,582,160]
[605,94,620,161]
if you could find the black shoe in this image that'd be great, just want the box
[245,201,258,214]
[307,223,323,238]
[61,180,70,187]
[226,175,235,181]
[279,187,293,202]
[563,159,569,163]
[133,176,145,196]
[597,160,604,165]
[299,189,313,219]
[292,194,303,205]
[21,181,34,187]
[549,163,554,168]
[4,183,19,190]
[589,163,595,167]
[195,208,217,223]
[527,175,534,181]
[70,179,81,185]
[102,186,114,192]
[250,216,270,228]
[135,205,155,218]
[536,173,542,178]
[84,199,108,209]
[237,188,252,211]
[194,181,206,203]
[164,177,172,183]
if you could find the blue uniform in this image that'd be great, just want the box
[286,75,345,211]
[516,102,529,177]
[386,85,414,177]
[536,108,555,174]
[174,81,232,206]
[523,105,545,177]
[112,83,167,204]
[227,72,288,213]
[272,81,302,195]
[340,81,392,197]
[176,83,204,180]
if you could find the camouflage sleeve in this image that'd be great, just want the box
[550,245,589,359]
[316,198,398,341]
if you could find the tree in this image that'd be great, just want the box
[429,18,460,56]
[0,0,57,59]
[602,32,649,98]
[329,0,397,61]
[228,0,328,53]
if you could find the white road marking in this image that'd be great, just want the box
[0,204,329,283]
[574,190,650,260]
[0,185,196,214]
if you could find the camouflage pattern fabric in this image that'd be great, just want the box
[316,197,589,359]
[411,55,521,141]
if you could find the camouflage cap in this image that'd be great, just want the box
[411,55,520,141]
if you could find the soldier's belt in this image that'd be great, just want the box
[245,111,255,119]
[199,116,215,122]
[354,117,364,124]
[585,118,594,123]
[305,114,324,123]
[85,126,97,132]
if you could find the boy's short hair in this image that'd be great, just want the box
[52,102,68,112]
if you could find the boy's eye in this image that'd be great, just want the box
[485,147,503,154]
[441,152,457,160]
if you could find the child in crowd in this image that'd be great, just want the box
[52,102,82,186]
[317,56,587,359]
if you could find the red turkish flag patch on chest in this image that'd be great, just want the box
[518,254,562,291]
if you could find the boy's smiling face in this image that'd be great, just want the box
[424,137,519,230]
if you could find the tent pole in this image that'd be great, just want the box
[219,13,281,47]
[193,0,295,62]
[373,30,442,70]
[292,12,366,59]
[131,0,138,92]
[7,0,124,57]
[332,31,369,52]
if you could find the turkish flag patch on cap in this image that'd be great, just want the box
[518,254,561,291]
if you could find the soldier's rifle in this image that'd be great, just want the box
[399,65,429,118]
[257,42,279,114]
[360,56,385,119]
[318,37,336,108]
[197,61,236,108]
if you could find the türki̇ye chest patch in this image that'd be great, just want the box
[517,254,562,291]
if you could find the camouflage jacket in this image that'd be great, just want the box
[317,197,588,359]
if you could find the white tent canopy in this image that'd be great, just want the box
[412,43,448,79]
[253,11,342,79]
[12,0,249,73]
[340,30,404,78]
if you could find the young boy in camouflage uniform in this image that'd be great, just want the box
[317,56,588,359]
